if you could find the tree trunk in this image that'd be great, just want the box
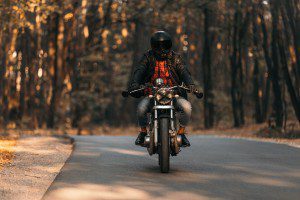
[277,28,300,122]
[230,5,249,127]
[237,11,251,126]
[252,4,263,123]
[230,10,241,127]
[270,0,284,127]
[253,59,263,123]
[1,31,9,126]
[28,14,40,129]
[283,0,300,77]
[0,31,4,124]
[47,13,60,128]
[259,11,273,122]
[202,7,215,128]
[68,2,81,128]
[19,28,30,120]
[237,38,245,125]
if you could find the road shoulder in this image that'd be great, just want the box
[192,131,300,148]
[0,135,73,200]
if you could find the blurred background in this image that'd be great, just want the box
[0,0,299,135]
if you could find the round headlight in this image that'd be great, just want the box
[155,88,173,105]
[156,93,162,101]
[155,78,164,87]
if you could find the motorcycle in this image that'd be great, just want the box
[122,78,203,173]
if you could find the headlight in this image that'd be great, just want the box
[155,78,164,87]
[155,88,173,105]
[156,93,162,101]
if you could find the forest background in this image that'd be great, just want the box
[0,0,299,136]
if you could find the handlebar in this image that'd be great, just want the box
[122,85,204,99]
[121,91,129,97]
[193,90,204,99]
[121,86,145,98]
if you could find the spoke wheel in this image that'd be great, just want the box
[158,118,170,173]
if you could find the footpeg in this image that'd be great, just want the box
[142,135,150,147]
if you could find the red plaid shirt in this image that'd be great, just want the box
[145,60,174,95]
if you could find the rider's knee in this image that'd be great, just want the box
[137,98,150,117]
[177,98,192,116]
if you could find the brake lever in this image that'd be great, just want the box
[194,90,204,99]
[178,85,190,92]
[122,86,146,98]
[121,91,129,98]
[177,85,203,99]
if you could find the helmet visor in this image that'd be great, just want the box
[151,40,172,51]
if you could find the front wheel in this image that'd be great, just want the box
[158,118,170,173]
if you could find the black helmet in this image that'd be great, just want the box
[150,31,172,52]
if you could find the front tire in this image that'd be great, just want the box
[159,118,170,173]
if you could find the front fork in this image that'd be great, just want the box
[154,101,158,147]
[170,101,176,132]
[153,101,176,147]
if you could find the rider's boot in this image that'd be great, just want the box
[135,127,147,145]
[181,134,191,147]
[178,127,191,147]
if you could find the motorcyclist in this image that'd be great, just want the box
[128,31,198,147]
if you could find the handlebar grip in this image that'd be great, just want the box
[194,91,204,99]
[122,91,129,98]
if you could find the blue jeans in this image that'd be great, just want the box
[137,97,192,127]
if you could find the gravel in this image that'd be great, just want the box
[0,136,73,200]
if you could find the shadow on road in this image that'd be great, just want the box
[43,136,300,200]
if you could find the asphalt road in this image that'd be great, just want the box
[43,136,300,200]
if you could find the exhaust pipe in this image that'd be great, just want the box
[143,135,150,147]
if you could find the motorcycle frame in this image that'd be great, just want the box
[125,83,202,155]
[152,100,175,147]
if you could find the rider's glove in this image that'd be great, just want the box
[189,85,204,99]
[188,84,196,93]
[128,83,144,98]
[129,83,140,92]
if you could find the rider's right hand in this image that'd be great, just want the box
[128,83,140,92]
[127,83,144,98]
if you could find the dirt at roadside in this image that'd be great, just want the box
[0,136,73,200]
[0,136,18,170]
[1,123,299,149]
[192,124,300,148]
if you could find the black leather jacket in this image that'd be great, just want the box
[130,50,194,98]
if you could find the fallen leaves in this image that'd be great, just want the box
[0,137,17,170]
